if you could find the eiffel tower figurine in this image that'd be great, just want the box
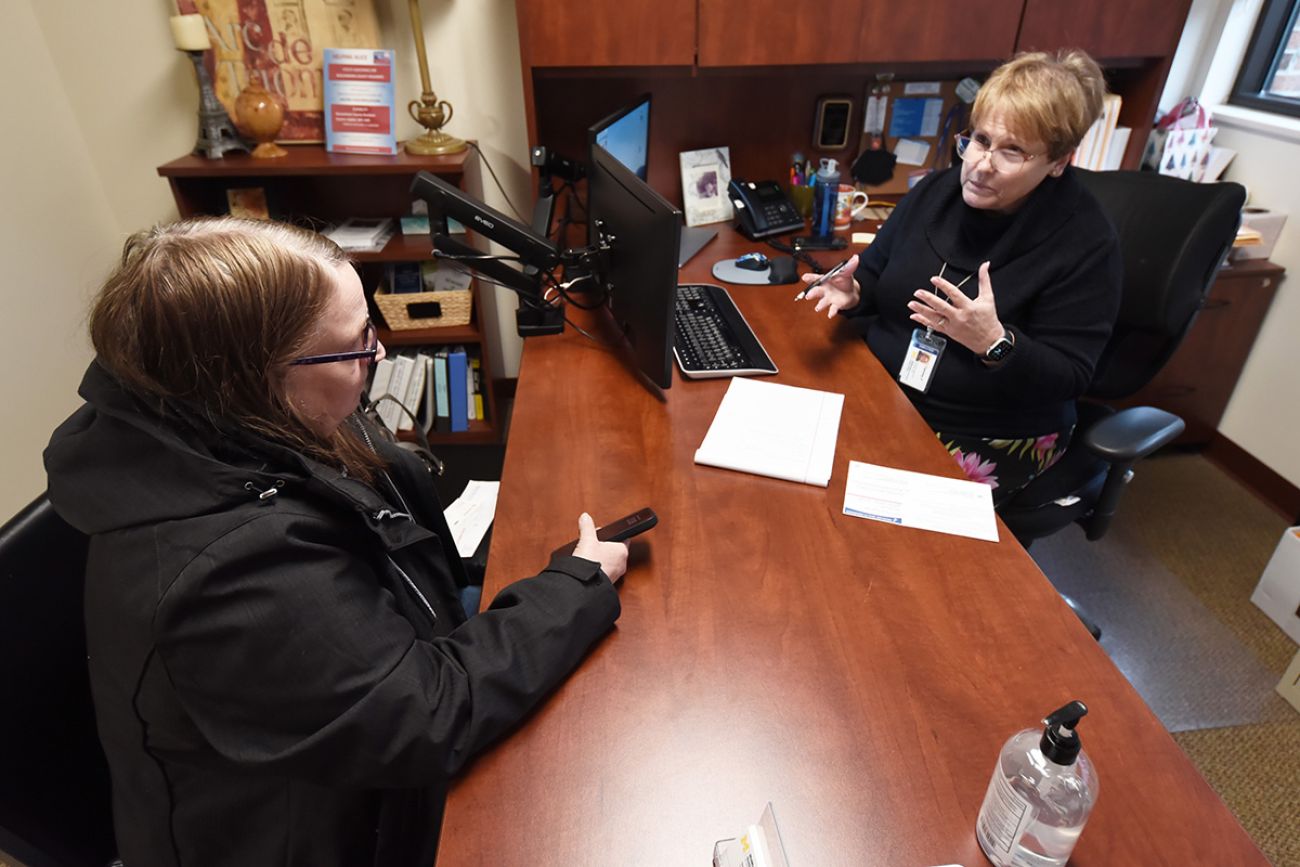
[184,49,249,159]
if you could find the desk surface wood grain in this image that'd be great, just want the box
[437,229,1266,866]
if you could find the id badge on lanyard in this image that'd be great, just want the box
[899,327,947,393]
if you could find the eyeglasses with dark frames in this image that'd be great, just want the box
[289,319,379,366]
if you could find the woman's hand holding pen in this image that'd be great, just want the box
[798,254,860,318]
[908,261,1005,355]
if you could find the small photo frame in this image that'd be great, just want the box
[814,96,854,151]
[679,147,733,228]
[226,187,270,220]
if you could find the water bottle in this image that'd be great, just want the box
[812,157,840,238]
[976,701,1099,867]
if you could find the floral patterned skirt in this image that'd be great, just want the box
[935,428,1073,506]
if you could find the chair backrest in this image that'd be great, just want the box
[0,494,116,867]
[1074,169,1246,400]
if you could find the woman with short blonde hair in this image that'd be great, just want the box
[802,48,1122,504]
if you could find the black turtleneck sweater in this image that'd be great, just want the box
[844,166,1122,438]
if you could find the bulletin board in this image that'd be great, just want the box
[852,79,972,197]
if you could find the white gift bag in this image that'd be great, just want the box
[1157,98,1217,182]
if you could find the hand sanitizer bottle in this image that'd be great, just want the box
[976,701,1098,867]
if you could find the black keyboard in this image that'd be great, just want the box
[673,283,778,379]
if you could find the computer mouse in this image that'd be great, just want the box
[736,252,770,271]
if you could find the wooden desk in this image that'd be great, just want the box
[438,229,1266,866]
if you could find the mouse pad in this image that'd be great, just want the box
[712,256,799,285]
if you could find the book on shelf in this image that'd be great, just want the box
[1072,94,1123,171]
[322,47,397,155]
[326,217,394,252]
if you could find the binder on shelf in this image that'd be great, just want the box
[399,352,430,431]
[419,354,437,433]
[469,354,483,421]
[432,350,451,433]
[447,347,469,433]
[368,357,395,418]
[381,354,415,433]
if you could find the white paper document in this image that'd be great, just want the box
[842,461,998,542]
[694,378,844,487]
[443,480,500,558]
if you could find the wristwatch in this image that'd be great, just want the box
[983,329,1015,364]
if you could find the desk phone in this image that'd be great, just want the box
[728,179,805,240]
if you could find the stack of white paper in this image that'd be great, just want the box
[694,378,844,487]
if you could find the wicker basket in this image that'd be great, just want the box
[374,288,472,330]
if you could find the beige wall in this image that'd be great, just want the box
[1,0,531,519]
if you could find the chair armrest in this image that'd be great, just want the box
[1083,406,1185,465]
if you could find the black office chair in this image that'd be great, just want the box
[0,494,117,867]
[998,170,1246,548]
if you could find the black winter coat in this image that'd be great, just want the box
[845,166,1122,438]
[44,361,621,867]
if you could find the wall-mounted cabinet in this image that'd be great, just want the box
[515,0,1194,202]
[1018,0,1192,60]
[517,0,695,67]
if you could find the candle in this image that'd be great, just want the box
[170,14,211,51]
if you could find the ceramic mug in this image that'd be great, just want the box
[834,184,870,230]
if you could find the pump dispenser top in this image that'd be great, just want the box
[1040,700,1088,765]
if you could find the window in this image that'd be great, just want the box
[1231,0,1300,118]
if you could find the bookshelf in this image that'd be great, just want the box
[157,146,500,444]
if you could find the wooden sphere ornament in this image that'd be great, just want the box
[235,80,287,159]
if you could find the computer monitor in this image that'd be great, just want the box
[589,95,650,183]
[588,141,681,390]
[588,95,715,267]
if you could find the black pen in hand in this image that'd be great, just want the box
[794,257,853,301]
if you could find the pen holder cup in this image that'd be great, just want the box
[788,184,815,219]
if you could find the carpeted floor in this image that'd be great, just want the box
[1030,451,1299,867]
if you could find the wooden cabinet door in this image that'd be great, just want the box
[856,0,1021,63]
[1018,0,1192,59]
[698,0,863,65]
[517,0,696,67]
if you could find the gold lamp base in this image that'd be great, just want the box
[406,129,467,156]
[405,90,467,156]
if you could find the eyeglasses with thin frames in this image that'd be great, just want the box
[289,319,379,366]
[955,133,1044,174]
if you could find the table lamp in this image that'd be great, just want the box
[404,0,467,156]
[171,13,248,159]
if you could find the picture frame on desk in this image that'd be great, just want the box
[680,147,734,228]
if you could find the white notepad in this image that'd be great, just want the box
[694,378,844,487]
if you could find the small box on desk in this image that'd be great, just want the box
[374,288,471,330]
[1251,526,1300,643]
[1232,207,1287,261]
